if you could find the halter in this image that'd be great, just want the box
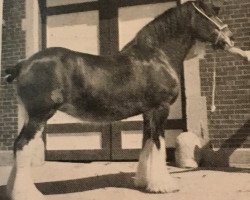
[191,2,230,46]
[192,3,228,30]
[190,2,229,113]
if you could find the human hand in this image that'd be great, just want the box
[245,51,250,62]
[226,47,250,62]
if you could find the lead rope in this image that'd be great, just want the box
[211,64,216,112]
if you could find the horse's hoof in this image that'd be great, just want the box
[134,178,147,188]
[134,175,179,193]
[146,177,179,193]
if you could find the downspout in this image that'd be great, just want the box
[0,0,3,78]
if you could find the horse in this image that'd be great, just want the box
[5,0,235,199]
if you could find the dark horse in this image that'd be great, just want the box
[5,1,236,199]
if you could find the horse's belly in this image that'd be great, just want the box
[59,101,144,122]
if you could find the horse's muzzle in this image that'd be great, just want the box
[213,28,235,49]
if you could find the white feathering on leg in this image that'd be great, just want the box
[134,139,153,187]
[7,136,45,200]
[135,137,179,193]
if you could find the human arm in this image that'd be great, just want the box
[225,46,250,62]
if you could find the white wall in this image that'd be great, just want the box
[24,0,41,57]
[47,11,99,55]
[46,0,95,7]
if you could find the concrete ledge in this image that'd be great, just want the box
[201,148,250,168]
[0,151,13,166]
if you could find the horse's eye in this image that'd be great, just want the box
[213,6,220,16]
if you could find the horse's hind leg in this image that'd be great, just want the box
[135,103,179,193]
[7,118,46,200]
[16,96,44,166]
[6,98,50,200]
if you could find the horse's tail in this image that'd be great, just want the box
[5,60,25,83]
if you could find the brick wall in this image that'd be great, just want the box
[0,0,25,150]
[200,0,250,149]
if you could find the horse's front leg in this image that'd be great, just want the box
[7,119,46,200]
[135,103,179,193]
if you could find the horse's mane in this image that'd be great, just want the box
[121,2,193,51]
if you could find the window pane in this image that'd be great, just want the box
[119,2,176,50]
[47,10,99,55]
[46,0,96,7]
[120,130,183,149]
[47,132,102,150]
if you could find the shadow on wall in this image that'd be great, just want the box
[200,120,250,167]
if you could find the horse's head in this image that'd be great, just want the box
[189,0,234,49]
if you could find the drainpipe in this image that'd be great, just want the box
[0,0,3,78]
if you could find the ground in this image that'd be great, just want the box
[0,162,249,200]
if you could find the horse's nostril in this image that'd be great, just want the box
[227,30,233,38]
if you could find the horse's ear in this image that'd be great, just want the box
[179,0,201,5]
[211,0,224,15]
[213,6,220,15]
[196,0,204,3]
[194,0,203,7]
[211,0,224,7]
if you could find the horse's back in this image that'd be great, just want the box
[16,47,133,120]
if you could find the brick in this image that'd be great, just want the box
[0,0,25,151]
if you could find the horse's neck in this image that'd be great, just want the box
[161,34,195,68]
[121,32,194,70]
[121,14,195,69]
[120,5,197,73]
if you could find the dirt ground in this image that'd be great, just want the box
[0,162,249,200]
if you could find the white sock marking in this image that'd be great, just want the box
[7,128,45,200]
